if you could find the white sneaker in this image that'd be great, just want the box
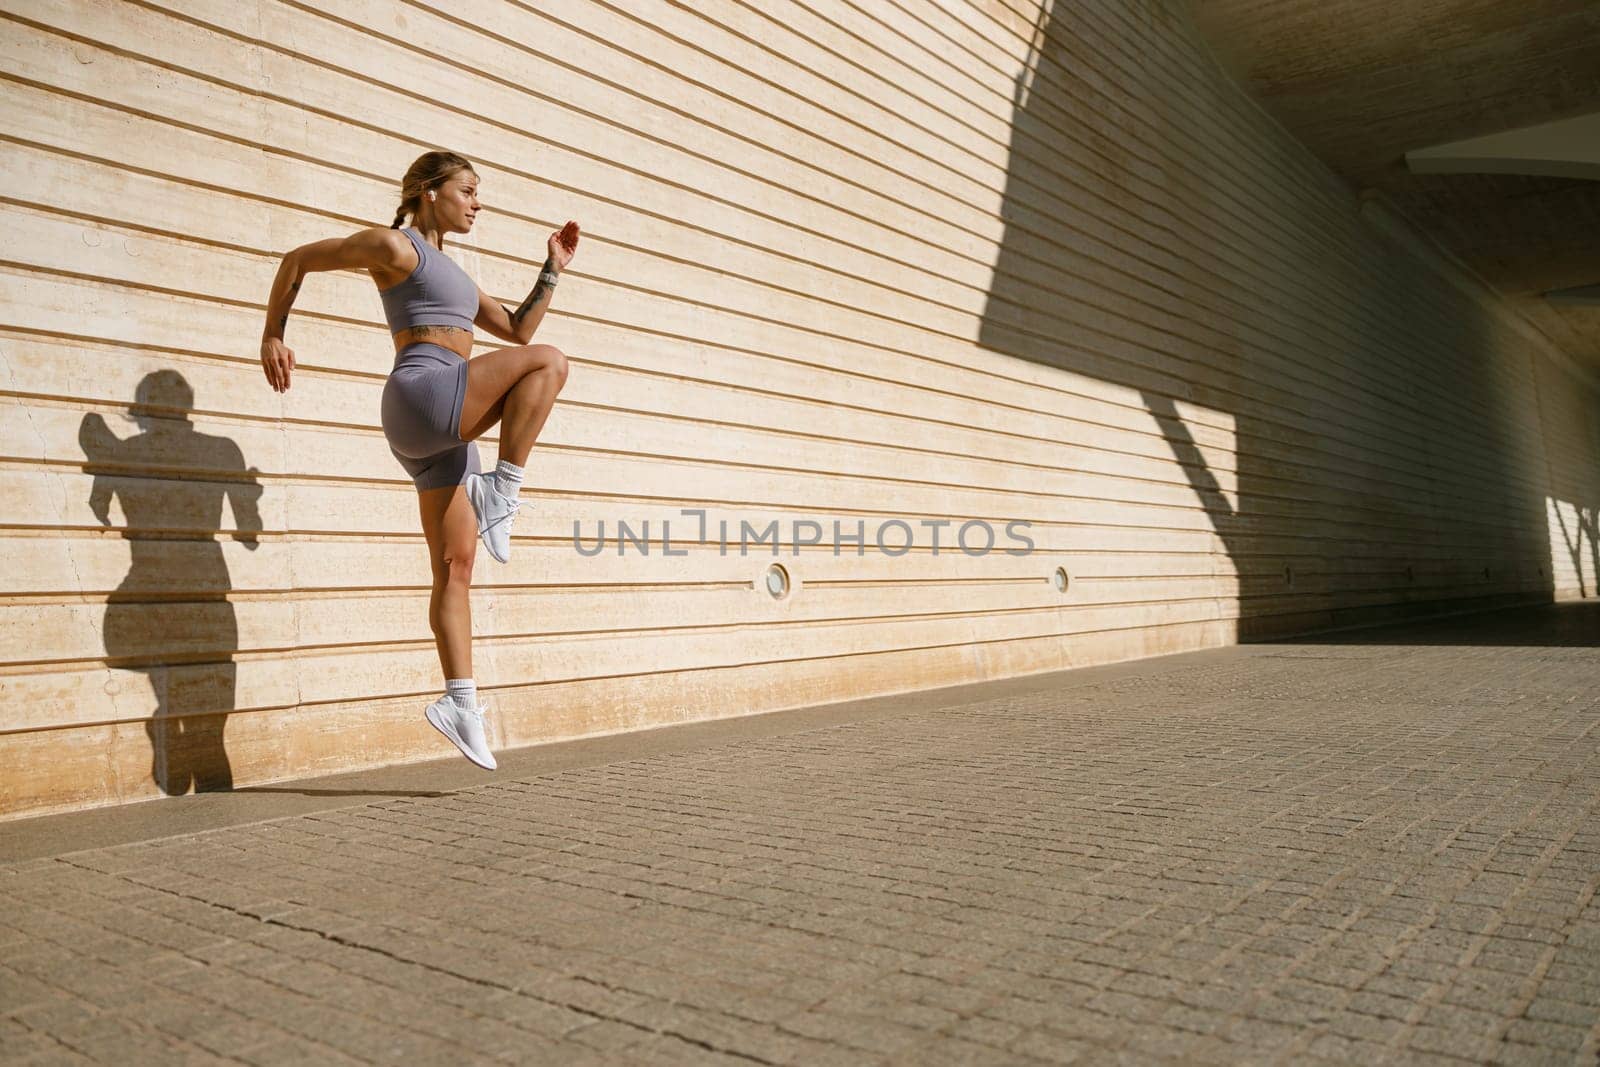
[465,471,521,564]
[425,696,497,770]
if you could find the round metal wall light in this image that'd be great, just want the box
[764,563,791,600]
[1052,566,1069,593]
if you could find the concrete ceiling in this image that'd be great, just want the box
[1190,0,1600,375]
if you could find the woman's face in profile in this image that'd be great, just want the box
[435,171,481,234]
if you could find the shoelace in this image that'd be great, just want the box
[484,498,520,532]
[470,475,522,527]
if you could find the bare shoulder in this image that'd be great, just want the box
[350,226,411,264]
[347,227,416,283]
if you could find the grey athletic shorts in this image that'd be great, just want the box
[381,342,481,491]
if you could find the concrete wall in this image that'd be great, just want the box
[3,0,1596,819]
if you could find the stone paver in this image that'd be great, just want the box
[3,604,1598,1065]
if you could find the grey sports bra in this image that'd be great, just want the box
[378,227,478,334]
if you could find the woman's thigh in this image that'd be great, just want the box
[458,344,566,442]
[417,484,478,579]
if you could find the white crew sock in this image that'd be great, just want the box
[445,678,477,713]
[492,459,524,499]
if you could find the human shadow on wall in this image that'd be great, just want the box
[79,370,262,795]
[975,0,1555,641]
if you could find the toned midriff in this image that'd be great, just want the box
[393,324,472,359]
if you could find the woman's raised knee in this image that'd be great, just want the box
[511,345,568,394]
[532,344,568,384]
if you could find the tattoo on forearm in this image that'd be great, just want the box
[511,256,557,324]
[275,280,300,337]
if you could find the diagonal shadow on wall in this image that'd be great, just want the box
[976,0,1562,643]
[79,370,262,794]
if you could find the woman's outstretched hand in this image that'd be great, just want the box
[548,221,579,271]
[261,337,295,392]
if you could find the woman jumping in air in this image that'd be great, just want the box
[259,150,578,770]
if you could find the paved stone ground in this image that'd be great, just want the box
[4,604,1599,1066]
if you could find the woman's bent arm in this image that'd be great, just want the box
[260,229,410,392]
[475,255,558,345]
[475,221,580,346]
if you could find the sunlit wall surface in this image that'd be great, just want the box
[1548,500,1598,599]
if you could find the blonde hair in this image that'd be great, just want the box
[391,151,476,228]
